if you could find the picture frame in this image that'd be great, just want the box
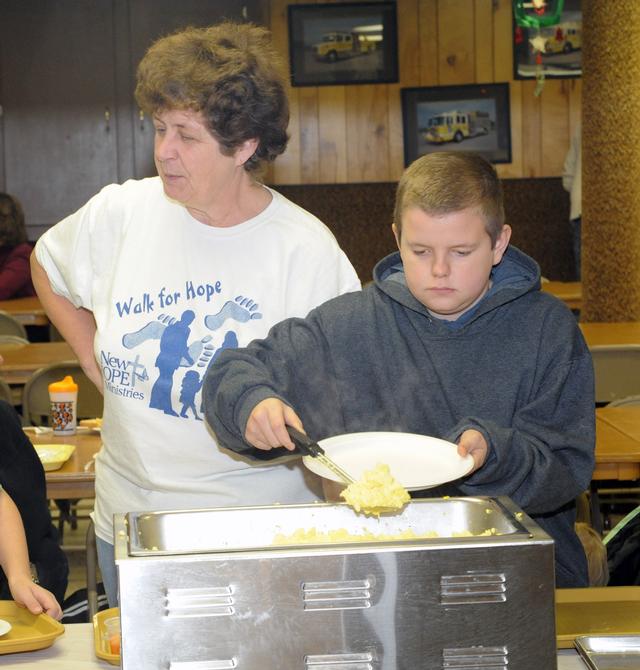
[513,0,582,80]
[287,1,398,87]
[401,83,512,167]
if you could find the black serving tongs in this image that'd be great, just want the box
[286,426,355,485]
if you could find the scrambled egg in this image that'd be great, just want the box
[339,463,410,515]
[272,526,500,545]
[273,527,438,545]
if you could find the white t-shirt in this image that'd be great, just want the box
[35,177,361,542]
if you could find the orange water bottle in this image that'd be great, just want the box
[48,375,78,435]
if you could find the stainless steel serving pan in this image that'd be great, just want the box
[115,496,557,670]
[126,496,528,556]
[575,635,640,669]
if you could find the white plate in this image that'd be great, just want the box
[303,431,474,490]
[0,619,11,636]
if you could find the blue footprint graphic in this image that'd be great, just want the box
[205,296,262,331]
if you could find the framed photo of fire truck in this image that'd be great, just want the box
[287,1,398,87]
[401,83,512,167]
[513,0,582,80]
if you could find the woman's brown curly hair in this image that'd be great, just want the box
[135,22,289,173]
[0,193,27,247]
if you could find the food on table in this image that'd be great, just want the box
[79,417,103,429]
[340,463,410,515]
[109,632,121,655]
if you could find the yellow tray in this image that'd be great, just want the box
[0,601,64,655]
[556,586,640,648]
[33,443,76,471]
[93,607,120,665]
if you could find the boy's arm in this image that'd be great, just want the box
[449,345,595,515]
[245,398,305,452]
[204,311,339,459]
[0,490,62,619]
[8,579,63,621]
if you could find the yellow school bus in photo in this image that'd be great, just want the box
[313,30,377,62]
[424,110,491,144]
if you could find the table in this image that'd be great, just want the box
[592,406,640,532]
[27,429,101,500]
[0,623,589,669]
[0,341,76,386]
[0,296,48,326]
[594,406,640,481]
[580,321,640,348]
[542,281,582,312]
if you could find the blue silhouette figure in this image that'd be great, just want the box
[121,296,262,420]
[149,309,195,416]
[179,370,203,420]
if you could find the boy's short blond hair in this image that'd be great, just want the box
[394,152,505,247]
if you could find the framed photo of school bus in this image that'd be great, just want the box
[287,2,398,87]
[401,83,512,167]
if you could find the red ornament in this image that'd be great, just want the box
[515,26,524,44]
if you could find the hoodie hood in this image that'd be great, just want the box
[373,245,541,328]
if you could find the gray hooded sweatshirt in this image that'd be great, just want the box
[205,246,595,587]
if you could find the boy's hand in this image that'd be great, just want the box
[456,429,488,473]
[9,576,63,620]
[245,398,304,451]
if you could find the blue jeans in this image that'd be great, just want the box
[96,536,119,608]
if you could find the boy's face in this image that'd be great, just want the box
[393,206,511,321]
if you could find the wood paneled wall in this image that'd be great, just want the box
[266,0,582,185]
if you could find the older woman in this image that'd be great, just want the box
[31,21,360,606]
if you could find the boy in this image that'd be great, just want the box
[204,152,595,587]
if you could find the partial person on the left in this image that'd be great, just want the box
[0,192,36,300]
[0,396,65,619]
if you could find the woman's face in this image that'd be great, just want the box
[153,109,255,218]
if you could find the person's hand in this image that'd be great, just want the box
[9,576,63,620]
[0,354,4,364]
[456,429,488,473]
[245,398,304,451]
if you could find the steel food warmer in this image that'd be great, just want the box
[114,496,557,669]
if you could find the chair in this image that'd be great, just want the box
[0,334,29,347]
[592,392,640,532]
[590,345,640,404]
[607,394,640,407]
[0,338,27,406]
[0,310,28,339]
[0,378,13,404]
[22,362,104,540]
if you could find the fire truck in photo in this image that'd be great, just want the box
[424,110,492,144]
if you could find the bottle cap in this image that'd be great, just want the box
[48,375,78,393]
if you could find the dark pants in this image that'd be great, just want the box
[571,217,581,280]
